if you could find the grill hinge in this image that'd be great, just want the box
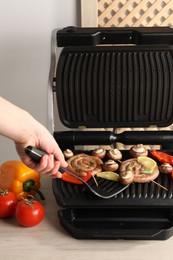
[52,77,56,92]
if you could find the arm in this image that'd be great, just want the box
[0,96,68,177]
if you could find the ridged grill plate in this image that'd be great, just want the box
[56,46,173,128]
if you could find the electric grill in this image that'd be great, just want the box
[50,26,173,240]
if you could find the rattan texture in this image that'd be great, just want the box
[98,0,173,27]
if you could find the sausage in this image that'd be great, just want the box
[67,153,103,177]
[119,158,159,185]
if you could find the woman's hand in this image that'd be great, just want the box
[0,97,68,178]
[15,122,68,178]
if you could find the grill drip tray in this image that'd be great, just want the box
[52,150,173,240]
[58,208,173,240]
[53,177,173,240]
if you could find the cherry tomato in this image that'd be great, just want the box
[0,189,17,218]
[15,196,44,227]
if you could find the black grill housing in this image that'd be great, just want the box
[52,27,173,240]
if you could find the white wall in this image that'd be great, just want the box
[0,0,79,162]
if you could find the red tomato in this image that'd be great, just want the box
[0,189,17,218]
[15,196,44,227]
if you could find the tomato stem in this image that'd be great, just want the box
[0,189,8,196]
[23,195,36,209]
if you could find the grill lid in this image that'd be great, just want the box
[55,27,173,128]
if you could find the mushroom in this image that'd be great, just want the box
[159,163,173,174]
[119,170,134,185]
[102,159,119,171]
[92,148,106,159]
[129,144,148,158]
[107,148,122,161]
[63,149,74,159]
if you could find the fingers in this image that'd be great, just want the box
[31,154,63,178]
[54,149,68,168]
[16,141,68,178]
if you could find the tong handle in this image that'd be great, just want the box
[25,146,46,163]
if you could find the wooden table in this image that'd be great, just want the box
[1,176,173,260]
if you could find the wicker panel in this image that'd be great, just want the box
[98,0,173,27]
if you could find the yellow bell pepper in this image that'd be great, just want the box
[0,160,44,200]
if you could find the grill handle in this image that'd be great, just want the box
[57,26,173,46]
[54,130,173,150]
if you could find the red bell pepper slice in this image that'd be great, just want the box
[150,150,173,166]
[61,171,92,184]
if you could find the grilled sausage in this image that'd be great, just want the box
[67,153,103,177]
[119,158,159,185]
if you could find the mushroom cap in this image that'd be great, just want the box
[92,148,106,159]
[159,163,173,174]
[107,148,122,161]
[130,144,148,158]
[63,149,74,159]
[102,159,119,171]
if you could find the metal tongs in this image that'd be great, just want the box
[25,146,129,199]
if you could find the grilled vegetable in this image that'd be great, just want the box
[130,144,148,158]
[150,150,173,166]
[107,149,122,161]
[102,160,119,171]
[0,160,44,200]
[137,156,157,171]
[92,148,106,159]
[159,163,173,174]
[63,149,74,159]
[61,171,92,184]
[97,171,119,181]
